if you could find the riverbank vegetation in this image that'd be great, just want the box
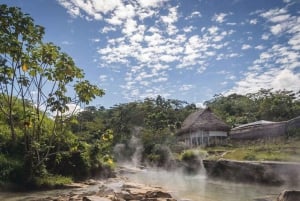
[1,4,300,189]
[203,138,300,162]
[0,4,107,188]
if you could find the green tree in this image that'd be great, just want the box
[0,5,104,181]
[205,89,300,127]
[253,89,297,121]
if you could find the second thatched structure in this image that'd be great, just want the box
[177,108,230,147]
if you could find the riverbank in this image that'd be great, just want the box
[0,167,177,201]
[1,163,300,201]
[203,159,300,186]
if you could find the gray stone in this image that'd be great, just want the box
[82,196,111,201]
[276,190,300,201]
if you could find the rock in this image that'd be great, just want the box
[82,196,111,201]
[62,182,88,189]
[145,191,172,198]
[81,191,98,197]
[114,182,176,201]
[97,185,115,197]
[84,179,99,185]
[204,160,300,186]
[276,190,300,201]
[253,198,272,201]
[203,160,284,185]
[20,177,176,201]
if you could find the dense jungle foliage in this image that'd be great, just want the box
[71,90,300,168]
[205,89,300,127]
[0,4,105,187]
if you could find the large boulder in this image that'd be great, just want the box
[82,196,111,201]
[203,160,284,185]
[115,182,175,201]
[276,190,300,201]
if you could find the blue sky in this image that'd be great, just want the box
[3,0,300,108]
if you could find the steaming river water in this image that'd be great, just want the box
[0,166,290,201]
[123,167,286,201]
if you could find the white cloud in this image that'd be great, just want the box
[212,13,228,23]
[229,68,300,96]
[183,26,194,33]
[137,0,168,8]
[270,24,285,35]
[229,5,300,95]
[260,8,287,19]
[249,19,257,24]
[185,11,201,20]
[208,26,219,35]
[62,41,72,45]
[261,33,270,40]
[161,6,178,24]
[272,69,300,90]
[288,30,300,51]
[255,45,264,50]
[260,8,294,36]
[57,0,82,18]
[179,84,194,91]
[58,0,103,20]
[91,0,122,14]
[99,75,108,82]
[91,38,100,43]
[241,44,251,50]
[101,26,117,33]
[57,0,240,102]
[160,55,178,63]
[269,14,290,23]
[191,11,201,18]
[122,19,137,35]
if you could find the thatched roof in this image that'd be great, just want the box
[177,107,230,136]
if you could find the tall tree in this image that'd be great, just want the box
[0,5,104,180]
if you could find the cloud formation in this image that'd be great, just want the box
[228,5,300,95]
[57,0,300,104]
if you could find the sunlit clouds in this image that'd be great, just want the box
[56,0,300,105]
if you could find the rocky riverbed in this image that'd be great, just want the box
[20,177,176,201]
[2,167,177,201]
[1,165,300,201]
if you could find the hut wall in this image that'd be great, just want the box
[230,122,286,140]
[209,131,227,137]
[179,130,227,147]
[208,131,227,145]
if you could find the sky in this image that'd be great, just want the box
[2,0,300,108]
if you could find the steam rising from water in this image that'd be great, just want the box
[113,127,144,167]
[112,128,295,201]
[123,167,284,201]
[129,135,144,167]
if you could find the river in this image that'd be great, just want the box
[122,167,287,201]
[0,166,290,201]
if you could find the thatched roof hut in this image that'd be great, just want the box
[177,108,230,147]
[177,107,230,136]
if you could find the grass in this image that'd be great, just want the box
[33,174,73,188]
[203,138,300,162]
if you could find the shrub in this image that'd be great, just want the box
[145,144,173,168]
[243,154,257,161]
[0,154,22,183]
[180,150,204,174]
[33,174,72,188]
[180,149,207,161]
